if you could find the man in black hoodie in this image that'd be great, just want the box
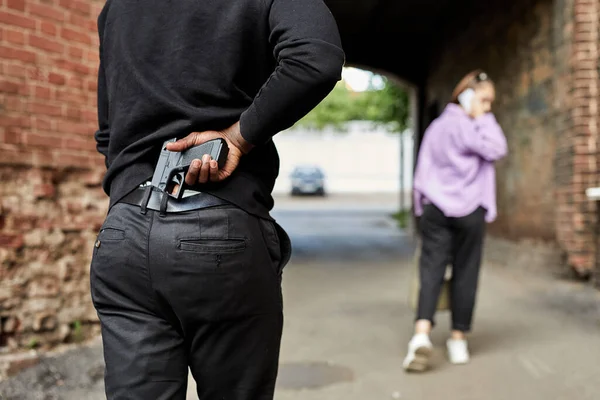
[91,0,345,398]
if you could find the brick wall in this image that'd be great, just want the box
[0,0,107,357]
[563,0,599,277]
[596,0,600,287]
[423,0,600,276]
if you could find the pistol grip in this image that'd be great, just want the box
[181,138,229,170]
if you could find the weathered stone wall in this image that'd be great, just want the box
[0,168,106,352]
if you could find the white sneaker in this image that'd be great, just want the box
[403,333,433,372]
[446,338,470,364]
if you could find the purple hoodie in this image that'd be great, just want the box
[413,103,508,223]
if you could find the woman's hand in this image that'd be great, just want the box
[470,95,486,119]
[470,84,494,118]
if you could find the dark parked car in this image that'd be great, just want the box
[290,165,326,196]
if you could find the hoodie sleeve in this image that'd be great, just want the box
[94,60,110,168]
[239,0,345,145]
[455,113,508,162]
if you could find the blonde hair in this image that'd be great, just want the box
[450,69,494,104]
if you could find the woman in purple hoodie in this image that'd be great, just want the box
[403,70,508,372]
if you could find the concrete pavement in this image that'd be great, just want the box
[2,194,600,400]
[270,258,600,400]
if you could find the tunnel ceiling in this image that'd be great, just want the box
[324,0,460,85]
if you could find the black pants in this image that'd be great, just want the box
[417,204,486,332]
[90,202,291,400]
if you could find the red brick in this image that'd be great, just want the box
[0,11,36,30]
[58,0,91,16]
[3,97,25,112]
[34,86,52,100]
[87,19,97,33]
[67,13,86,30]
[90,155,106,168]
[27,67,46,81]
[61,27,91,45]
[29,34,65,54]
[74,0,91,14]
[56,121,90,135]
[30,102,62,117]
[0,116,27,129]
[3,128,22,144]
[10,215,40,231]
[24,133,62,149]
[68,46,84,60]
[55,59,89,75]
[0,147,33,165]
[19,116,31,128]
[33,149,54,167]
[86,80,98,93]
[48,72,66,86]
[67,77,83,90]
[41,21,58,36]
[0,46,36,64]
[34,183,56,199]
[1,65,23,79]
[65,106,81,120]
[81,110,97,122]
[6,0,25,12]
[33,117,53,131]
[86,50,99,63]
[55,152,91,168]
[29,3,65,22]
[0,233,24,249]
[58,0,91,14]
[0,80,22,94]
[5,29,25,45]
[575,5,595,16]
[56,90,87,105]
[63,137,94,151]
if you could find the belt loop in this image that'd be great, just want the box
[159,192,169,217]
[140,186,152,215]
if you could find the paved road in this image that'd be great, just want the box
[268,196,600,400]
[269,193,414,263]
[2,194,600,400]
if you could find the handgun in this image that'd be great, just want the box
[151,137,229,199]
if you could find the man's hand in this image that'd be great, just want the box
[166,122,253,186]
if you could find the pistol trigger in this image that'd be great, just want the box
[173,171,187,199]
[175,172,185,186]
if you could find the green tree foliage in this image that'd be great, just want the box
[294,75,410,132]
[293,82,358,130]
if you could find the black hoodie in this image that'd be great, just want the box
[94,0,345,219]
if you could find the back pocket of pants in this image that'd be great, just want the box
[178,238,246,254]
